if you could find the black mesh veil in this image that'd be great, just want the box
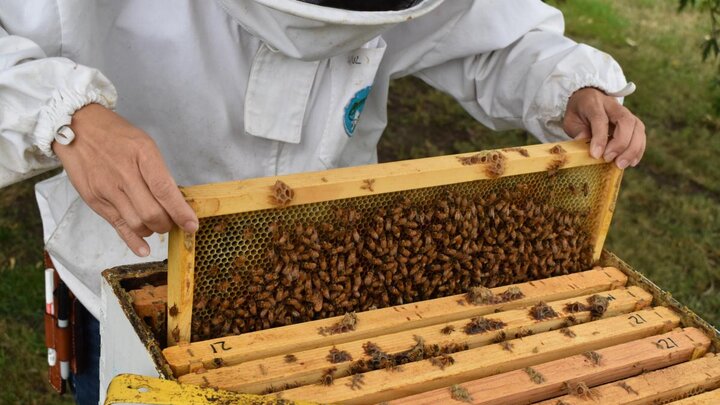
[299,0,425,11]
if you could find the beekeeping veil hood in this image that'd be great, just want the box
[218,0,445,145]
[216,0,445,61]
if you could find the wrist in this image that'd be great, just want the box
[568,87,604,104]
[35,84,117,158]
[52,103,105,154]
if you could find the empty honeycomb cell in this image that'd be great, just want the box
[190,165,610,340]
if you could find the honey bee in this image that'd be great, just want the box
[582,182,590,197]
[213,220,227,234]
[346,374,365,391]
[499,341,514,352]
[326,347,353,364]
[360,179,376,192]
[529,301,558,320]
[207,265,220,277]
[242,226,254,240]
[164,303,178,318]
[564,301,587,313]
[587,295,609,319]
[319,367,337,386]
[524,367,546,384]
[560,327,577,338]
[429,354,455,370]
[550,145,567,155]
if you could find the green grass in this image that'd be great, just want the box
[0,173,72,404]
[0,0,717,402]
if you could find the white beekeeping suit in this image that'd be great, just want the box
[0,0,631,319]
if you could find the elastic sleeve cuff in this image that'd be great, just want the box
[528,44,634,143]
[34,73,118,157]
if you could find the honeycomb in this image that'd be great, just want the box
[190,164,613,340]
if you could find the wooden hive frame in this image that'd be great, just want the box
[163,267,630,375]
[104,258,720,405]
[158,264,719,404]
[167,140,624,345]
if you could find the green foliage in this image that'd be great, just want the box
[679,0,720,62]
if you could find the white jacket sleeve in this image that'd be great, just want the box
[385,0,630,143]
[415,33,629,143]
[0,27,117,188]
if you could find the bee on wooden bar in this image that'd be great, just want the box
[361,179,376,192]
[617,381,639,395]
[499,286,524,302]
[564,381,599,400]
[429,354,455,370]
[560,327,576,338]
[524,367,546,384]
[582,351,602,366]
[326,347,353,364]
[466,286,496,305]
[500,341,514,352]
[450,384,474,403]
[587,295,610,319]
[346,374,365,390]
[529,302,559,320]
[492,331,507,344]
[317,312,358,336]
[564,301,588,313]
[464,317,506,335]
[515,327,534,338]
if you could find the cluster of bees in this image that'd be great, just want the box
[349,336,468,375]
[191,188,593,340]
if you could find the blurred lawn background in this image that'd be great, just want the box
[0,0,718,403]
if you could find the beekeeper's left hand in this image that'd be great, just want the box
[563,87,646,169]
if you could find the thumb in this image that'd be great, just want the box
[574,131,591,141]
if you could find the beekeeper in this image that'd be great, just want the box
[0,0,645,403]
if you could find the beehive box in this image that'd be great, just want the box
[100,141,720,404]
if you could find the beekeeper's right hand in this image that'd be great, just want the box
[52,103,199,257]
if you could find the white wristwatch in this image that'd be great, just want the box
[54,125,77,146]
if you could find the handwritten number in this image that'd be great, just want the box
[656,337,679,349]
[628,314,646,325]
[210,341,232,353]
